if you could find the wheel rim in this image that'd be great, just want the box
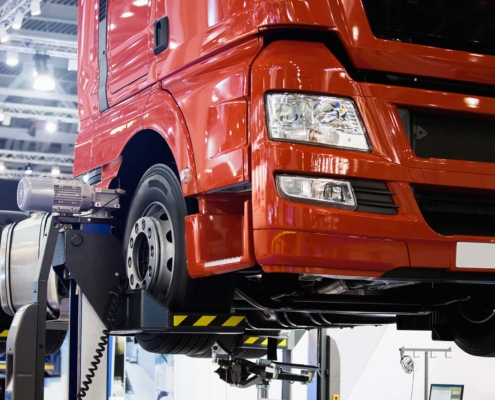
[126,201,175,297]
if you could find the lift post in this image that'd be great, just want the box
[5,215,61,400]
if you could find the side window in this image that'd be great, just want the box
[106,0,151,94]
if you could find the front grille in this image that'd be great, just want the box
[413,186,495,237]
[398,108,495,164]
[348,179,399,215]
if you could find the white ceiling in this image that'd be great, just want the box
[0,0,78,179]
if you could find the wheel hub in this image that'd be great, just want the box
[126,203,175,297]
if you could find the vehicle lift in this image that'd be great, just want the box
[4,213,318,399]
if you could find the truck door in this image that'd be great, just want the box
[106,0,151,95]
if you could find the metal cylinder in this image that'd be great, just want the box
[17,177,92,213]
[0,214,63,316]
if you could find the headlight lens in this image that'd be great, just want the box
[276,174,357,210]
[266,93,370,151]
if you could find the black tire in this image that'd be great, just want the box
[217,330,281,359]
[125,165,236,355]
[45,330,67,355]
[0,331,65,356]
[445,300,495,357]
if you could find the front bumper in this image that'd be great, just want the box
[250,40,495,278]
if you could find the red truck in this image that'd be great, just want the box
[74,0,495,357]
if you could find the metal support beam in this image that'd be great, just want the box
[0,33,77,60]
[0,148,74,166]
[0,88,77,103]
[0,127,77,145]
[0,0,29,29]
[0,102,79,124]
[0,169,73,180]
[30,4,77,25]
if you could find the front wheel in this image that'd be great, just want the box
[124,164,235,355]
[444,299,495,357]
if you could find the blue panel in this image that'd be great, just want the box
[81,224,112,235]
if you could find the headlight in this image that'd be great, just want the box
[265,93,370,151]
[276,174,357,210]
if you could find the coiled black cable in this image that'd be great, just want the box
[77,277,127,399]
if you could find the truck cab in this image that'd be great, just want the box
[74,0,495,358]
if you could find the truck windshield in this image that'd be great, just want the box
[361,0,495,55]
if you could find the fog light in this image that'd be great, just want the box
[276,174,357,210]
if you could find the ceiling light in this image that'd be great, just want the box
[2,116,11,126]
[0,162,5,172]
[33,54,55,91]
[12,12,24,30]
[51,166,60,176]
[0,25,9,43]
[45,120,58,133]
[25,164,33,175]
[31,0,41,16]
[33,74,55,91]
[6,52,18,67]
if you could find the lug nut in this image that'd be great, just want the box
[149,266,152,277]
[130,238,134,249]
[135,223,139,233]
[150,246,154,257]
[141,219,146,230]
[128,258,132,268]
[148,227,152,239]
[130,274,134,285]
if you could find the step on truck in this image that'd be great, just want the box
[3,0,495,359]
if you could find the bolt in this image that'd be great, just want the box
[148,266,152,277]
[130,274,134,285]
[71,234,83,246]
[148,227,152,239]
[130,238,134,249]
[135,223,139,233]
[150,246,154,257]
[128,258,132,268]
[141,219,146,230]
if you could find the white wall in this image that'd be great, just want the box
[330,325,495,400]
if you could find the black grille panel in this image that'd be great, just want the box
[413,186,495,237]
[348,179,399,215]
[399,108,495,164]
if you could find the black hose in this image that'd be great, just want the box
[76,277,127,399]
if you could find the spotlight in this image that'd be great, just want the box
[6,52,19,67]
[0,162,5,172]
[51,166,60,176]
[30,0,41,16]
[33,54,55,91]
[0,25,9,43]
[12,12,24,30]
[25,164,33,175]
[45,120,58,133]
[82,174,89,183]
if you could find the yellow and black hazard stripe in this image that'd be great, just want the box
[172,314,245,328]
[0,330,8,338]
[239,335,288,349]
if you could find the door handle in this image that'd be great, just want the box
[154,16,169,55]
